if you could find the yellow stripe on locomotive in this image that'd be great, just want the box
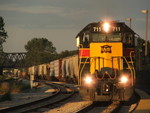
[90,43,123,74]
[76,21,137,102]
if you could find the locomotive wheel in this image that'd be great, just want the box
[89,89,95,101]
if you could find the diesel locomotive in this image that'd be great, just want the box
[76,21,137,101]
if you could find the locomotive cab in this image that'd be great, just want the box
[77,21,136,101]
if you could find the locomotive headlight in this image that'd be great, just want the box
[120,76,128,83]
[103,22,110,32]
[85,76,93,84]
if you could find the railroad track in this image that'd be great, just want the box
[76,101,120,113]
[0,81,77,113]
[76,91,140,113]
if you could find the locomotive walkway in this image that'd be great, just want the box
[133,89,150,113]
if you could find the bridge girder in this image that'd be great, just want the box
[0,52,27,68]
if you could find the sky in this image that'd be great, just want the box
[0,0,150,53]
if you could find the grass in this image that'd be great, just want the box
[0,78,30,102]
[0,92,12,101]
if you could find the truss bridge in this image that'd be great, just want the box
[0,52,27,68]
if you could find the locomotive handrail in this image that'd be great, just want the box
[90,57,104,70]
[79,57,90,86]
[122,56,134,86]
[95,56,117,80]
[95,69,117,80]
[79,56,135,84]
[79,56,104,85]
[130,51,136,85]
[112,56,135,85]
[78,44,83,86]
[111,56,122,70]
[78,44,83,71]
[82,57,116,80]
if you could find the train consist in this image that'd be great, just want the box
[13,55,79,83]
[76,21,137,101]
[12,20,138,102]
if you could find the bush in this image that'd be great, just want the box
[0,79,30,102]
[20,84,30,91]
[0,92,11,101]
[0,76,3,80]
[0,82,10,94]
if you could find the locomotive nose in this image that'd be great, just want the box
[104,83,111,92]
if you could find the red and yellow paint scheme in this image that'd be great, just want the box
[77,21,136,101]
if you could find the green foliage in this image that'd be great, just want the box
[0,75,12,80]
[0,16,8,53]
[58,50,78,59]
[20,84,30,91]
[137,37,145,49]
[0,79,30,102]
[0,92,12,101]
[25,38,57,65]
[135,36,150,70]
[0,75,3,80]
[136,37,150,56]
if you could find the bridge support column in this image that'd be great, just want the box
[0,67,3,75]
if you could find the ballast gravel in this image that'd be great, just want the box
[0,84,55,109]
[45,95,92,113]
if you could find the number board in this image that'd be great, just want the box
[91,24,122,33]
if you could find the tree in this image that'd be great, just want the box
[135,36,150,70]
[25,38,57,65]
[58,50,78,58]
[0,16,8,53]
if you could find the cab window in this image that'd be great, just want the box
[123,33,134,46]
[79,32,90,48]
[91,33,121,42]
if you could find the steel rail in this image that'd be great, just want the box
[26,82,77,113]
[76,91,140,113]
[76,101,121,113]
[0,82,76,113]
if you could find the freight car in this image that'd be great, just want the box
[19,55,79,83]
[76,21,137,101]
[61,55,79,83]
[11,21,137,102]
